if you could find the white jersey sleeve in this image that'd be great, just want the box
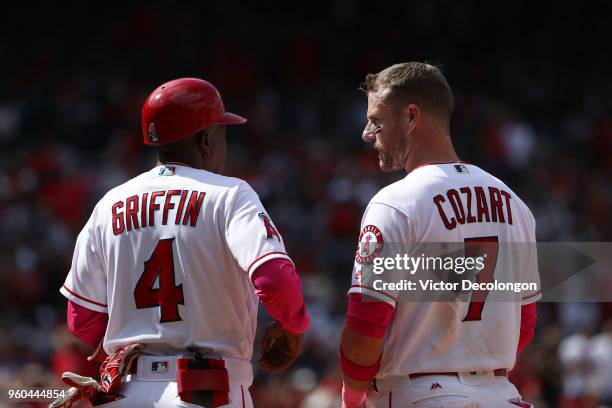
[348,202,413,308]
[226,182,291,277]
[60,205,108,313]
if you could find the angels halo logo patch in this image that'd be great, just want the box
[355,225,384,264]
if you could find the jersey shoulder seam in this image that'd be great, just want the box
[367,201,414,225]
[225,179,250,230]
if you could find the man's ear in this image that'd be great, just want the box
[405,104,420,123]
[200,130,211,155]
[404,104,420,132]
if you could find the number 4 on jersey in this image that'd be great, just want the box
[134,238,184,322]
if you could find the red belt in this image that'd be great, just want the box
[408,368,507,379]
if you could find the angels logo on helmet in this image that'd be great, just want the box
[148,123,158,143]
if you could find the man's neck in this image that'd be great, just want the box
[157,154,202,169]
[404,133,459,173]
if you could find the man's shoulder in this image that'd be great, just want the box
[369,167,447,207]
[172,166,247,190]
[99,166,249,205]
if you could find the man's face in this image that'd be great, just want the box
[205,124,228,174]
[362,88,409,172]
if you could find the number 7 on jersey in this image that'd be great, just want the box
[463,236,499,322]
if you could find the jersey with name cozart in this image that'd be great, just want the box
[60,163,290,365]
[349,163,540,376]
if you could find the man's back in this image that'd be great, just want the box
[350,162,540,376]
[53,78,308,408]
[62,163,292,361]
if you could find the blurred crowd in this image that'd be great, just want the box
[1,2,611,407]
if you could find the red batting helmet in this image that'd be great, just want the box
[141,78,247,146]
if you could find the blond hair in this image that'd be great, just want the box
[361,62,454,122]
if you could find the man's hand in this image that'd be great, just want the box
[341,382,374,408]
[48,372,100,408]
[258,321,303,373]
[341,402,373,408]
[48,343,143,408]
[99,343,143,392]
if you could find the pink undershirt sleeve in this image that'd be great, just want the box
[345,293,395,338]
[517,302,537,355]
[251,258,310,335]
[67,300,108,348]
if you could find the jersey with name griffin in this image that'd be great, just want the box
[61,163,290,362]
[349,162,540,376]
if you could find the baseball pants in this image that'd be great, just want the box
[370,371,534,408]
[90,354,254,408]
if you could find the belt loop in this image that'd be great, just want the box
[372,378,379,392]
[187,347,204,361]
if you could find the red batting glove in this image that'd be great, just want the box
[48,372,101,408]
[99,343,143,392]
[48,343,143,408]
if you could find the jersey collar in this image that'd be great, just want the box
[411,160,469,172]
[158,161,194,169]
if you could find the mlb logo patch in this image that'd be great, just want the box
[454,164,469,174]
[151,361,168,372]
[159,166,176,176]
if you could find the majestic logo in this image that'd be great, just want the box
[430,382,442,390]
[258,212,280,241]
[148,123,159,143]
[355,225,384,264]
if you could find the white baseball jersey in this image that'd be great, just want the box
[61,163,290,362]
[349,162,540,376]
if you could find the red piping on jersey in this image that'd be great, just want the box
[246,251,290,274]
[522,290,541,301]
[350,285,398,303]
[62,285,108,307]
[389,391,392,408]
[412,161,469,172]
